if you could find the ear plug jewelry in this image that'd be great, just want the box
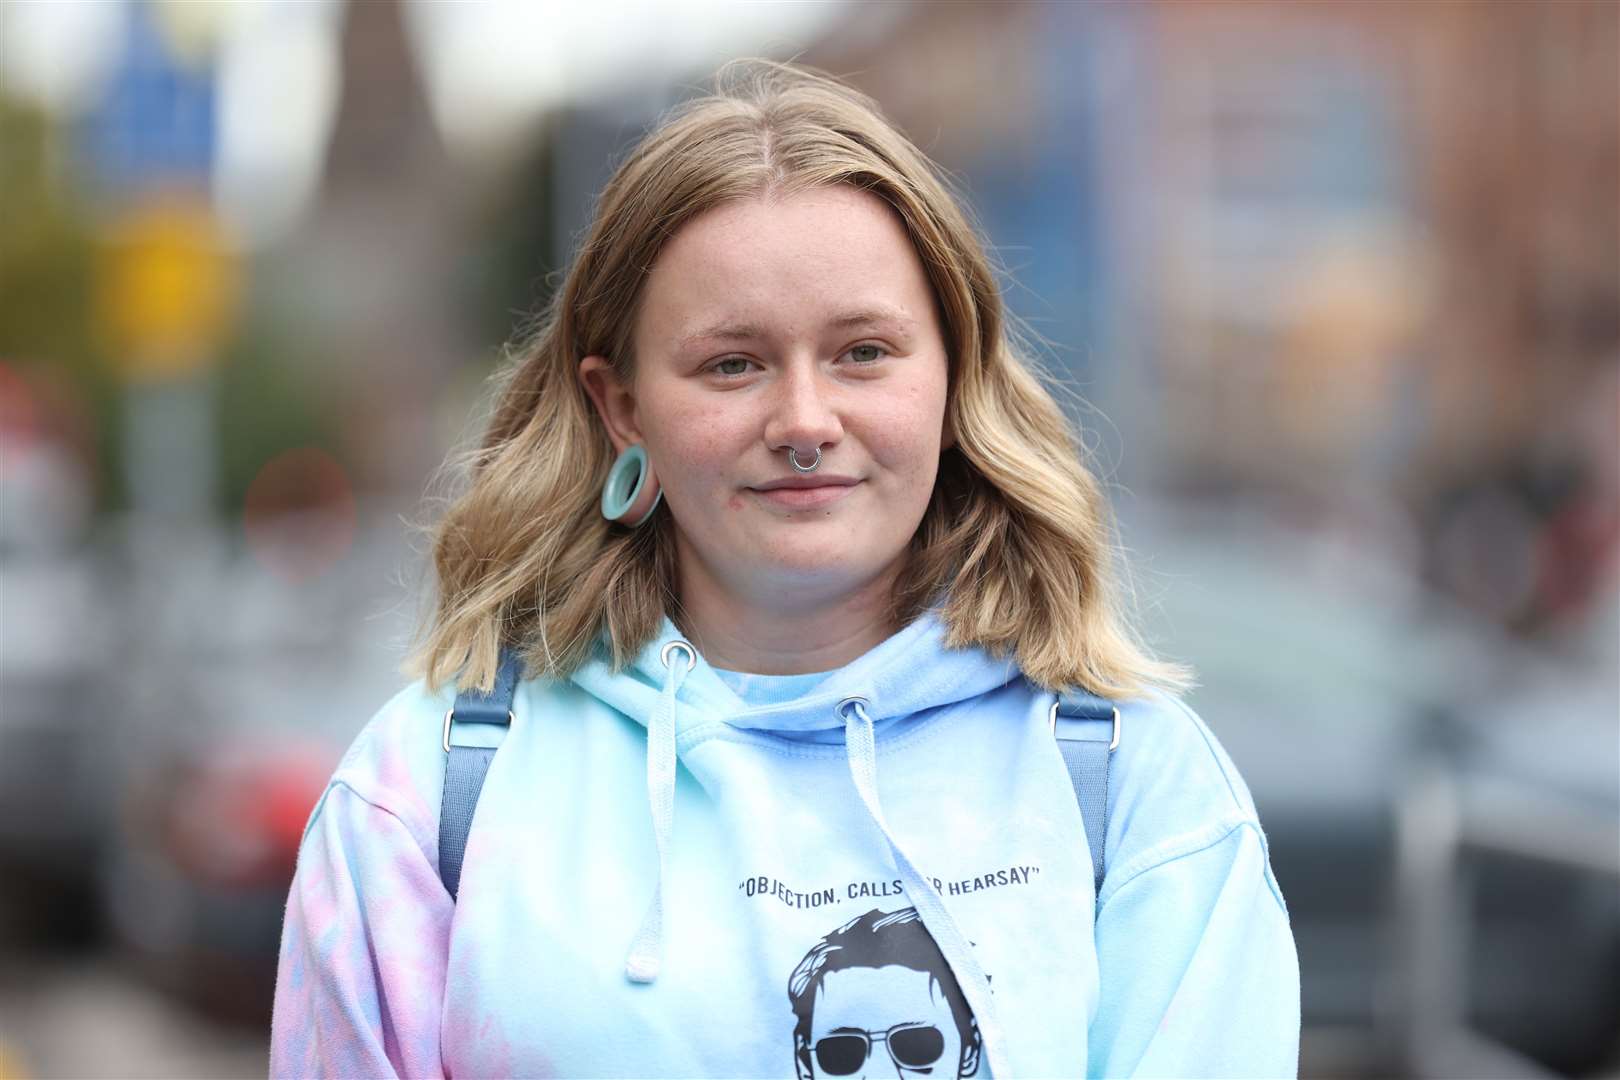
[601,443,663,526]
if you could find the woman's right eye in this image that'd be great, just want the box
[712,357,752,377]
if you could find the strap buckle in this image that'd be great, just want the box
[1048,700,1120,751]
[443,707,515,754]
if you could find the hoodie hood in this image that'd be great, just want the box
[568,603,1021,1079]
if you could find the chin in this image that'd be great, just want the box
[763,551,860,577]
[754,540,900,592]
[754,545,876,582]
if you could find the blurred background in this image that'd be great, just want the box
[0,0,1615,1077]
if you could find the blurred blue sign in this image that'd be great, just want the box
[83,2,216,193]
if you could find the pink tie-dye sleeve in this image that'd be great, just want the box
[270,780,454,1079]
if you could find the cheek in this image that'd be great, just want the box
[645,402,744,493]
[867,384,948,476]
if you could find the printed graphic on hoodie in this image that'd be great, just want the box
[788,907,983,1079]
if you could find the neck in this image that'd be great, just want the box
[672,556,905,675]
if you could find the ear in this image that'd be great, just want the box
[578,354,644,453]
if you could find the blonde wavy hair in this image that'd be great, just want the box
[405,58,1193,701]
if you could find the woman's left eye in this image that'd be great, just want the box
[712,357,752,377]
[846,343,889,364]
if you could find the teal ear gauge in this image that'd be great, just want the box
[601,443,663,527]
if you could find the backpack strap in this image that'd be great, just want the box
[438,645,524,900]
[1051,688,1120,898]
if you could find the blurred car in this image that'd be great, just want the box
[0,373,111,946]
[98,507,420,1024]
[1117,492,1620,1078]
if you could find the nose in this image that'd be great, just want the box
[763,363,843,460]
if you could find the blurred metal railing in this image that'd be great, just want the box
[1392,753,1620,1079]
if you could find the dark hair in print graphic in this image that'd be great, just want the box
[787,907,980,1078]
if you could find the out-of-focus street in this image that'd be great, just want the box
[2,0,1616,1077]
[0,954,264,1079]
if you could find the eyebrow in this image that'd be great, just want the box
[676,308,917,350]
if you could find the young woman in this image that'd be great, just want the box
[270,60,1300,1079]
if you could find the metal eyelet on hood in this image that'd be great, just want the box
[660,640,695,672]
[836,695,869,722]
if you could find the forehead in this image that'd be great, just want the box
[810,965,951,1031]
[634,186,938,350]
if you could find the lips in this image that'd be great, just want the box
[748,479,860,510]
[750,474,860,492]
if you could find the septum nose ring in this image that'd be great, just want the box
[787,447,821,473]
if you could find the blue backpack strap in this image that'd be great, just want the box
[1051,687,1120,898]
[439,645,524,900]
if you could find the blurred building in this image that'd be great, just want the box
[261,0,472,495]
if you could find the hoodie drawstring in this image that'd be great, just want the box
[625,640,692,983]
[839,696,1013,1080]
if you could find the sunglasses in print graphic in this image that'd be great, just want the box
[814,1020,948,1075]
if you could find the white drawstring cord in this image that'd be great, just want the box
[839,696,1013,1079]
[624,640,692,983]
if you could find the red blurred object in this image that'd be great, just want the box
[242,446,358,584]
[161,741,331,889]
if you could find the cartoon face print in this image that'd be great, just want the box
[788,908,981,1079]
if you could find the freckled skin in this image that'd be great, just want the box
[807,966,965,1079]
[579,186,953,652]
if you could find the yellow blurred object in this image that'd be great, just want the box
[0,1038,31,1079]
[1274,224,1429,457]
[95,195,240,381]
[150,0,232,68]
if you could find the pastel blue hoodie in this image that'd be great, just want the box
[270,606,1300,1078]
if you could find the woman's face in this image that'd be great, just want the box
[579,185,953,616]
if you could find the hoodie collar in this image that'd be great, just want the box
[570,603,1021,739]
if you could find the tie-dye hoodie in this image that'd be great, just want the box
[270,607,1299,1078]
